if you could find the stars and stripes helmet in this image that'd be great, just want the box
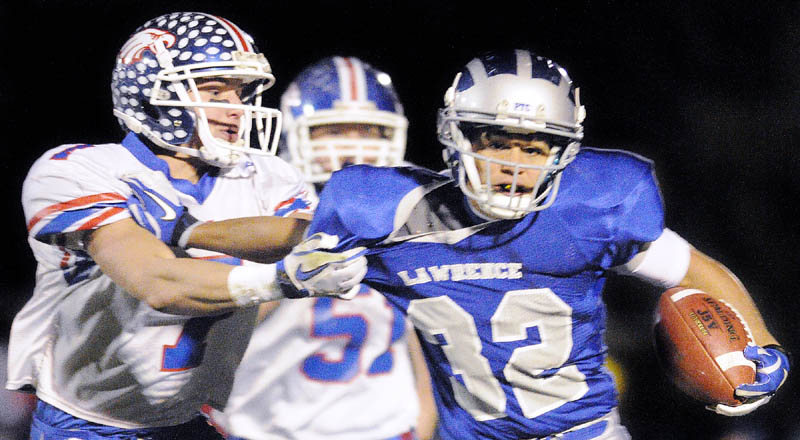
[280,56,407,183]
[438,49,586,219]
[111,12,281,168]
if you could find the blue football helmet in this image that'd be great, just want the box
[280,56,407,183]
[111,12,281,168]
[438,49,586,219]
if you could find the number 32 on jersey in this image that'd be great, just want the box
[407,288,589,421]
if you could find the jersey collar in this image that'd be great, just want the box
[120,133,218,204]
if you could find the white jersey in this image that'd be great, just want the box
[221,286,420,440]
[7,133,315,429]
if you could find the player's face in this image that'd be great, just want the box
[190,78,246,144]
[308,123,390,171]
[471,130,552,195]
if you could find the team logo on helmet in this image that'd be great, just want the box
[119,29,176,65]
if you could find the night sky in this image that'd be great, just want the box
[1,1,798,438]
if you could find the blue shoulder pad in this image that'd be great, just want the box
[309,165,448,251]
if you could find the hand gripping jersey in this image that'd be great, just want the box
[8,133,314,428]
[221,286,419,440]
[305,148,665,439]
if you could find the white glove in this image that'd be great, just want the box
[277,232,367,299]
[707,344,790,416]
[707,395,772,416]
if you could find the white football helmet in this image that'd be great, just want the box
[438,49,586,219]
[280,56,407,183]
[111,12,282,168]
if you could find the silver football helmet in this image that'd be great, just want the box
[111,12,282,168]
[438,49,585,219]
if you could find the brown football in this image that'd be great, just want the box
[653,287,756,406]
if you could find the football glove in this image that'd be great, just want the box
[122,172,200,248]
[708,344,791,416]
[277,232,367,299]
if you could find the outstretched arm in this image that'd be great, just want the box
[88,218,245,316]
[89,219,363,315]
[124,172,311,263]
[185,214,310,263]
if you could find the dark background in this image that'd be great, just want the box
[1,1,798,438]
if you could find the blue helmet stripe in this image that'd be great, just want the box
[455,69,475,92]
[478,49,519,77]
[529,56,563,86]
[458,50,566,90]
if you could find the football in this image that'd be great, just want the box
[653,287,756,406]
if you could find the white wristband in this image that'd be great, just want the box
[227,264,283,307]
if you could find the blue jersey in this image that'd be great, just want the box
[307,147,664,439]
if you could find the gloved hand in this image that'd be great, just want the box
[707,344,791,416]
[277,232,367,300]
[122,172,201,247]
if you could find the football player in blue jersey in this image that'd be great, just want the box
[276,49,791,439]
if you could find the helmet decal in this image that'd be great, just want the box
[119,29,176,65]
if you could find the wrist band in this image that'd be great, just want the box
[275,260,311,299]
[226,265,282,307]
[173,213,203,248]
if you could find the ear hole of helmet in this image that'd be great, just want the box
[240,80,262,105]
[141,100,161,121]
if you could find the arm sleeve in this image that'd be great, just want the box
[22,148,131,250]
[612,228,691,288]
[306,166,416,252]
[250,155,317,218]
[608,161,667,267]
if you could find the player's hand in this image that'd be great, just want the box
[122,172,200,247]
[707,344,790,416]
[706,396,772,416]
[277,232,367,299]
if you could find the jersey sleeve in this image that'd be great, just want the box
[559,149,666,269]
[307,165,444,252]
[608,161,666,266]
[249,155,316,218]
[22,145,132,250]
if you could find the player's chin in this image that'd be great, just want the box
[212,130,240,144]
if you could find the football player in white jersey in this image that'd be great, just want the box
[7,12,364,440]
[276,50,791,439]
[215,57,437,440]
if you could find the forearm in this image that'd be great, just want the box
[187,216,310,263]
[130,257,244,315]
[88,219,282,316]
[679,248,778,346]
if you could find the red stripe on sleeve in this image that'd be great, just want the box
[77,207,126,231]
[27,193,127,232]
